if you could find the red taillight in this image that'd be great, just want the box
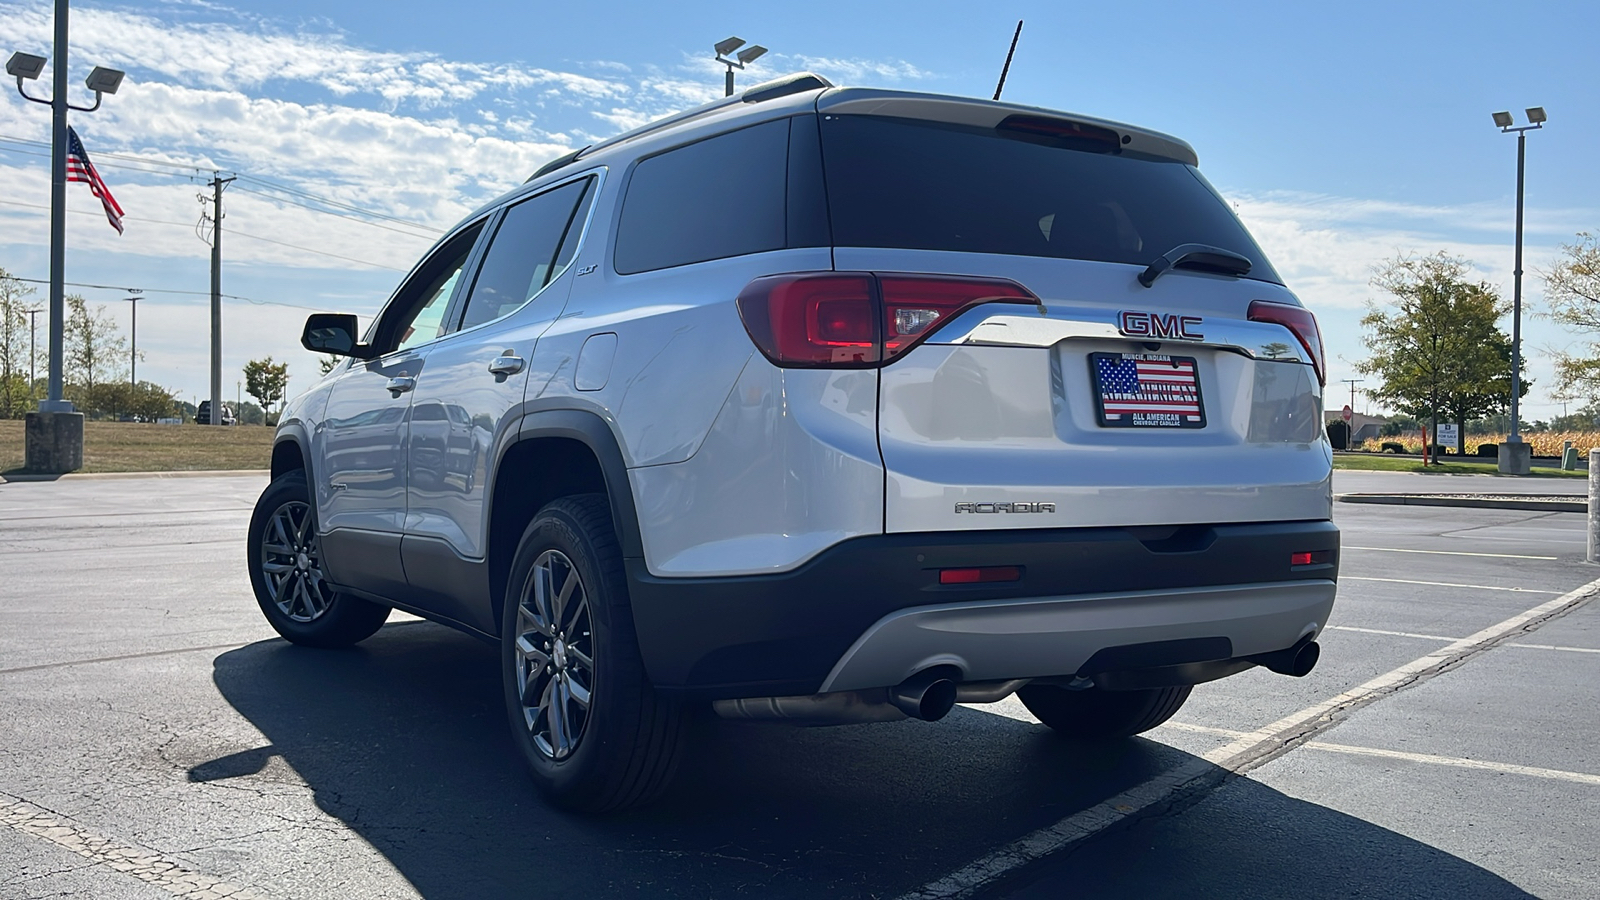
[1248,300,1325,386]
[939,566,1023,585]
[737,272,1037,368]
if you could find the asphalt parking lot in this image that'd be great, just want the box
[1,471,1595,899]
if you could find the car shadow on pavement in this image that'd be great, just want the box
[203,620,1535,900]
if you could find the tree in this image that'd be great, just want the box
[0,268,36,418]
[1356,253,1526,458]
[64,294,126,393]
[1545,232,1600,403]
[244,357,289,425]
[318,355,339,376]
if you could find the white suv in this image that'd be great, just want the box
[249,73,1339,812]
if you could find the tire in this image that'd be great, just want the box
[501,494,685,812]
[1017,683,1192,740]
[247,469,390,648]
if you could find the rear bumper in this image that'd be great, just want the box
[627,519,1339,699]
[819,579,1334,692]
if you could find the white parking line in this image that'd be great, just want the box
[1160,723,1600,787]
[1326,625,1459,641]
[1345,546,1558,560]
[1509,642,1600,655]
[1325,626,1600,655]
[900,575,1600,900]
[1341,576,1560,593]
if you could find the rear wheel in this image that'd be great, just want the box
[501,494,685,812]
[1018,683,1191,739]
[247,469,390,648]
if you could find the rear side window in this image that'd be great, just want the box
[614,120,788,274]
[818,115,1281,284]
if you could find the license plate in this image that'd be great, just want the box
[1089,352,1206,428]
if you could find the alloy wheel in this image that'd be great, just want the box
[260,500,332,623]
[514,549,595,760]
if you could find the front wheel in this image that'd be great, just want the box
[247,469,390,648]
[501,494,685,812]
[1018,683,1191,739]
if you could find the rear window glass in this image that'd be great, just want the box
[818,115,1280,284]
[614,120,788,274]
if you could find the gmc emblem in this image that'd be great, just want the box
[1117,311,1204,341]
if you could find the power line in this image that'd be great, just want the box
[234,174,444,232]
[229,184,439,240]
[0,133,445,236]
[0,198,408,271]
[6,275,375,314]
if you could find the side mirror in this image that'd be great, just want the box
[301,313,370,358]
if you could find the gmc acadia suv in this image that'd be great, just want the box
[249,73,1339,812]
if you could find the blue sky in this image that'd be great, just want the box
[1,0,1596,417]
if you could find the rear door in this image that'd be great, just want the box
[813,103,1329,533]
[400,174,598,630]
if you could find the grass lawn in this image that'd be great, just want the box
[0,419,275,474]
[1333,453,1586,478]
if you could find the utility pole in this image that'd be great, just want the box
[207,172,234,424]
[1340,378,1362,413]
[123,292,139,388]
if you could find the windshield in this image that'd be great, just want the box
[817,114,1281,284]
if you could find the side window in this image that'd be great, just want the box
[614,120,788,275]
[457,178,595,332]
[375,222,484,354]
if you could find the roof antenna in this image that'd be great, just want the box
[993,20,1023,101]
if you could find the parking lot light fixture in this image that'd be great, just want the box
[7,50,47,82]
[715,36,768,97]
[1492,106,1547,468]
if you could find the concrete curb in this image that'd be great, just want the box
[0,469,269,484]
[1337,492,1585,513]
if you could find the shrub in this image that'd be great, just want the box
[1381,442,1405,454]
[1476,443,1498,457]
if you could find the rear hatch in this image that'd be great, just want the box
[813,92,1329,533]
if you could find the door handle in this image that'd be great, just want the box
[488,355,525,381]
[386,376,416,397]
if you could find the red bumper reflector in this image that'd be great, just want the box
[1290,551,1330,566]
[939,566,1022,585]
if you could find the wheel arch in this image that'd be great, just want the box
[270,430,310,480]
[486,409,643,631]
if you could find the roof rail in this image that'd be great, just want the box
[742,72,833,104]
[525,145,590,183]
[581,72,834,160]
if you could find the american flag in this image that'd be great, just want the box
[1095,354,1203,425]
[66,126,124,234]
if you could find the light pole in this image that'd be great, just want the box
[8,1,126,472]
[123,292,139,388]
[714,36,767,97]
[1492,107,1545,475]
[25,306,41,398]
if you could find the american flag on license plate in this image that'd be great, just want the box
[1094,354,1204,425]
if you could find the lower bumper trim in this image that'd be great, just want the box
[818,579,1336,693]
